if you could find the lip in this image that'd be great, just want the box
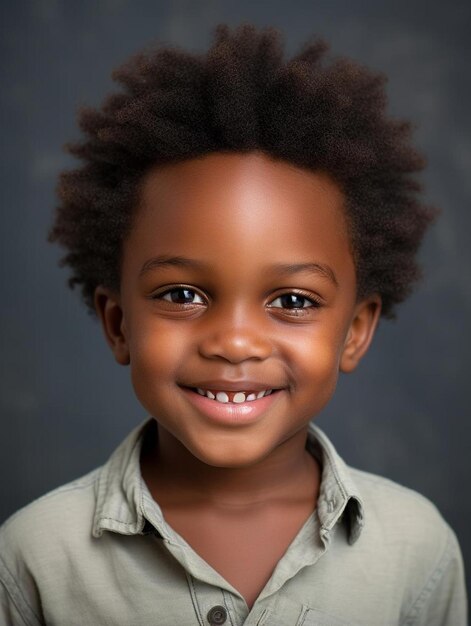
[182,380,281,393]
[181,386,284,426]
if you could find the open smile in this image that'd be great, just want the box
[193,388,274,403]
[181,386,284,425]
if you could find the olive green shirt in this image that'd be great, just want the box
[0,418,467,625]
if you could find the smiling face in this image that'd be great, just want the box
[96,152,380,468]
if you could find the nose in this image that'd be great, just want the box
[198,310,273,364]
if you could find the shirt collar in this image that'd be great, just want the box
[92,418,365,545]
[92,418,152,538]
[306,422,365,544]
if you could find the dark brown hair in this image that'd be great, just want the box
[49,22,435,318]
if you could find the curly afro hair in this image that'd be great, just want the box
[49,22,435,318]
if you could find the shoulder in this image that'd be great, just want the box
[0,469,105,625]
[345,468,467,623]
[351,466,452,548]
[0,467,101,560]
[311,423,454,559]
[350,468,463,596]
[351,466,449,536]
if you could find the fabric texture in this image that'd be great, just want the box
[0,418,467,626]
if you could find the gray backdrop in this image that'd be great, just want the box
[1,0,470,602]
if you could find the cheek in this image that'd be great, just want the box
[288,327,346,391]
[127,320,189,392]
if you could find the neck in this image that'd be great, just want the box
[140,420,320,510]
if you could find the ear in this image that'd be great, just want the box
[340,295,381,373]
[94,286,130,365]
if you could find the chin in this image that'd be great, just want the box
[187,438,270,469]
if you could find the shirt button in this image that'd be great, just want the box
[207,605,228,624]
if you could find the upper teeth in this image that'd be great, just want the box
[196,389,273,403]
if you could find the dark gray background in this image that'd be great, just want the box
[1,0,470,602]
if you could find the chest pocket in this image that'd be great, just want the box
[296,605,358,626]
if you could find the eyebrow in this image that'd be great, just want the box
[139,255,338,286]
[139,255,208,276]
[268,262,338,286]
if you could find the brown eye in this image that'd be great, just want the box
[269,293,317,309]
[161,288,204,305]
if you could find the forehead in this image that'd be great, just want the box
[124,151,354,284]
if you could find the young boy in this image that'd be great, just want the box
[0,23,467,626]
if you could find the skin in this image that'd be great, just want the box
[95,151,381,608]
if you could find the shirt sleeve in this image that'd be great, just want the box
[403,525,468,626]
[0,561,42,626]
[0,584,31,626]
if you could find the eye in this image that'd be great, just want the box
[268,293,319,309]
[158,287,205,305]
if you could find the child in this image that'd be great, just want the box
[0,22,467,626]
